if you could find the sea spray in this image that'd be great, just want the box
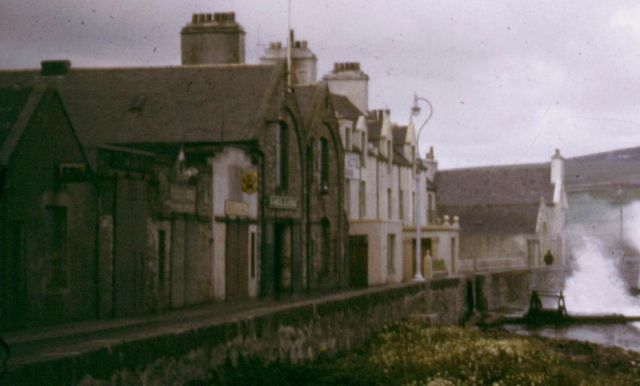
[563,235,640,315]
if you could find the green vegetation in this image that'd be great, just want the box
[202,323,640,386]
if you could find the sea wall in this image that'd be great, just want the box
[3,268,566,386]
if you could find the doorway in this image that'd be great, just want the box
[349,235,368,288]
[225,221,250,300]
[411,238,432,276]
[274,222,292,296]
[113,178,146,317]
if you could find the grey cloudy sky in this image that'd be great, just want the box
[1,0,639,169]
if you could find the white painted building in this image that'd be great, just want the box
[326,62,460,286]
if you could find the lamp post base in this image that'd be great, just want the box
[413,274,425,282]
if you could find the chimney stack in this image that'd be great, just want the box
[41,60,71,76]
[180,11,245,65]
[323,61,369,114]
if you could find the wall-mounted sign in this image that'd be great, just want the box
[268,195,298,210]
[170,184,196,214]
[58,163,89,182]
[225,200,248,217]
[241,170,258,194]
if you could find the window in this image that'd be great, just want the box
[412,192,416,223]
[158,230,166,286]
[451,237,456,262]
[427,193,435,224]
[387,188,392,220]
[345,126,351,151]
[387,141,392,173]
[361,132,367,167]
[277,123,289,191]
[387,234,396,275]
[320,138,329,192]
[321,219,330,273]
[250,231,256,278]
[399,189,404,220]
[47,205,68,289]
[359,181,366,219]
[345,180,351,217]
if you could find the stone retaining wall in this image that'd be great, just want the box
[3,268,565,386]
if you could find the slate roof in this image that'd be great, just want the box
[393,148,411,166]
[566,146,640,189]
[330,93,363,120]
[392,125,407,145]
[436,164,553,206]
[0,64,281,149]
[366,114,383,140]
[293,84,318,121]
[0,84,51,165]
[0,86,32,148]
[438,203,541,235]
[436,164,553,235]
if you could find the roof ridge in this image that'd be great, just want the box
[439,162,548,172]
[0,63,277,73]
[568,145,640,160]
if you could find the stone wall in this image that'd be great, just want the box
[4,268,568,385]
[475,267,570,312]
[5,280,466,386]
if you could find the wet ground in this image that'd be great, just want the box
[504,322,640,352]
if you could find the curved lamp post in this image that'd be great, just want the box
[411,94,434,281]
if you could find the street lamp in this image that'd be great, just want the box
[411,94,434,282]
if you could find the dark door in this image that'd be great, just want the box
[349,235,368,288]
[113,179,146,317]
[5,221,27,329]
[274,222,292,296]
[225,221,249,300]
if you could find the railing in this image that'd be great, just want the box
[457,257,528,273]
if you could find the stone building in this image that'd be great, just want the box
[0,12,348,328]
[436,151,568,273]
[294,85,347,290]
[0,79,97,330]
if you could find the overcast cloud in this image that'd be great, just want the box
[1,0,639,168]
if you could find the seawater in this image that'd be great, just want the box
[507,203,640,352]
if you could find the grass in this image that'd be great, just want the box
[195,323,640,386]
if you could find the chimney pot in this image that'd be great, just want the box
[41,60,71,76]
[229,12,235,21]
[192,14,198,23]
[333,63,339,71]
[205,13,212,22]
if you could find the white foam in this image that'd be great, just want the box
[563,235,640,315]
